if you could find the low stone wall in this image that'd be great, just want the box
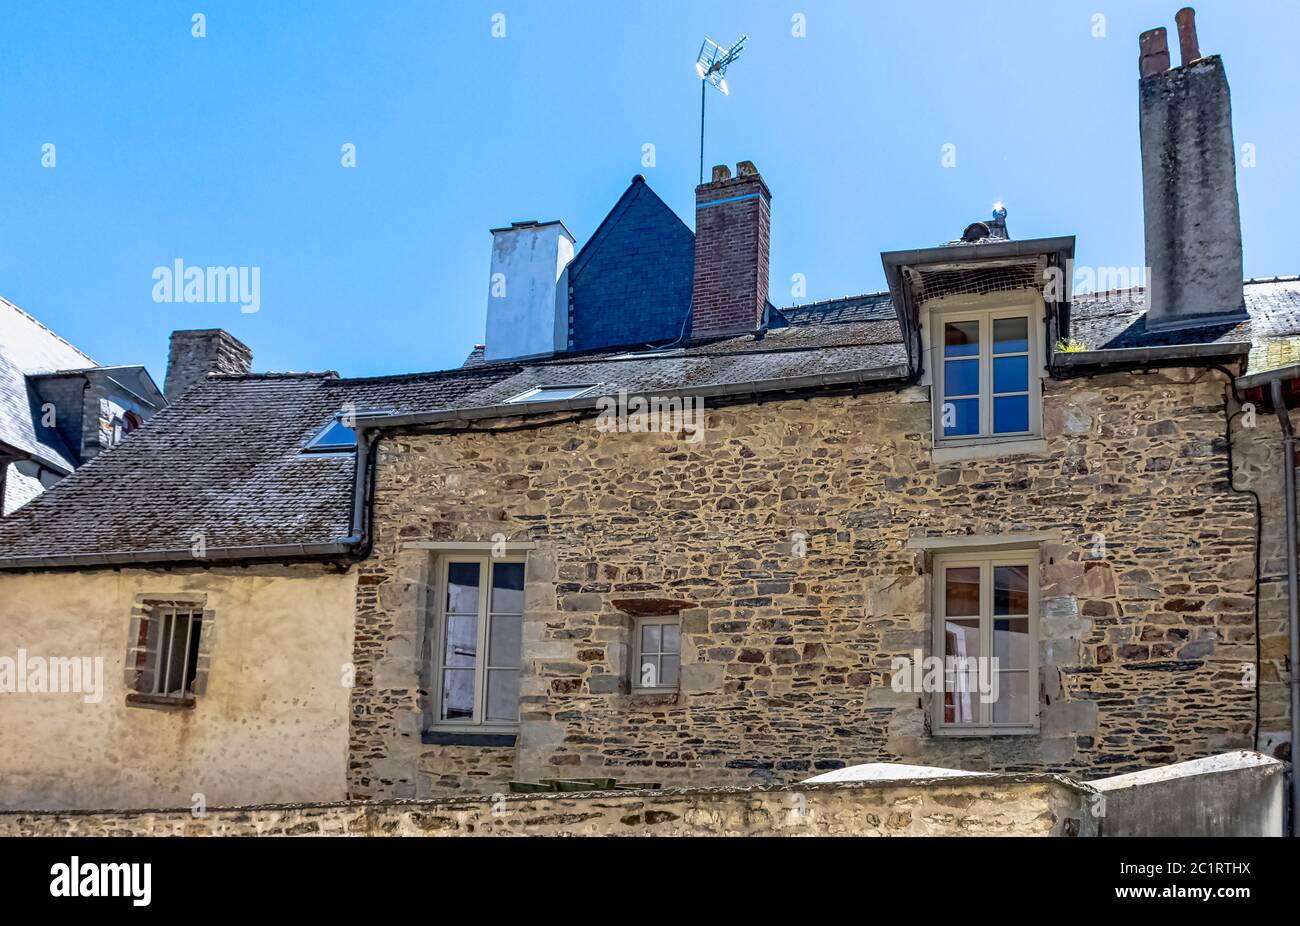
[0,774,1092,837]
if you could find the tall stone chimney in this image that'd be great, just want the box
[482,220,575,362]
[690,161,771,339]
[165,329,253,398]
[1138,8,1245,330]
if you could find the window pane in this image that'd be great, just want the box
[440,668,475,720]
[993,565,1030,615]
[944,567,980,617]
[993,317,1028,354]
[446,562,480,613]
[662,622,681,655]
[490,562,525,614]
[488,615,521,668]
[941,398,979,437]
[994,617,1031,669]
[943,358,979,397]
[160,614,190,696]
[993,394,1029,433]
[992,355,1028,394]
[444,614,477,668]
[992,671,1031,724]
[485,669,519,722]
[641,623,662,655]
[944,320,979,358]
[660,655,680,687]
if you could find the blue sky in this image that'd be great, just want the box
[1,0,1296,382]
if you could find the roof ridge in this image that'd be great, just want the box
[0,294,98,367]
[781,289,891,309]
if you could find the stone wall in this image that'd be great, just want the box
[0,775,1091,837]
[348,365,1258,799]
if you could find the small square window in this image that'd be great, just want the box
[633,616,681,691]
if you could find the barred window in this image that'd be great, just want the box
[128,599,206,707]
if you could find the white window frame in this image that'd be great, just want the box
[631,615,681,693]
[931,302,1042,447]
[428,554,525,733]
[930,550,1039,737]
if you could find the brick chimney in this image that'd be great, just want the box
[165,329,253,398]
[690,161,771,339]
[1138,8,1245,330]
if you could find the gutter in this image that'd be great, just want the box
[1051,340,1252,371]
[352,364,912,430]
[0,541,357,571]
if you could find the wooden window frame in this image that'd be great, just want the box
[426,554,525,734]
[930,550,1039,737]
[630,615,682,694]
[931,304,1042,447]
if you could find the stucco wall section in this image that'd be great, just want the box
[349,366,1256,798]
[0,564,357,810]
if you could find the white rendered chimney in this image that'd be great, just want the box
[483,220,575,361]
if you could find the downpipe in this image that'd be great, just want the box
[1270,378,1300,837]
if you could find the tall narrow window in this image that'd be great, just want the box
[932,552,1037,734]
[935,309,1038,443]
[433,557,524,729]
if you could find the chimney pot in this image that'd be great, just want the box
[710,164,732,183]
[1139,27,1171,77]
[736,160,758,178]
[1175,7,1200,66]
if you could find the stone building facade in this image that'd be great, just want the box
[346,362,1259,799]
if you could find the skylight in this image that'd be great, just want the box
[505,385,597,404]
[303,418,357,452]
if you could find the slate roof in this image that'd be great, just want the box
[3,275,1299,567]
[0,296,94,472]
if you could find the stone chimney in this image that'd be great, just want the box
[482,220,575,362]
[1138,8,1245,330]
[165,329,253,398]
[690,161,771,339]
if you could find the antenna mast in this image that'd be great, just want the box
[694,35,746,185]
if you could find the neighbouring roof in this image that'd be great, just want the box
[0,296,96,472]
[2,275,1298,568]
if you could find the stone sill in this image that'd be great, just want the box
[931,437,1048,464]
[125,693,195,712]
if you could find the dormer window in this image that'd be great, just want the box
[505,385,596,404]
[931,303,1042,449]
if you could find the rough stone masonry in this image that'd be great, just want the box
[347,364,1257,800]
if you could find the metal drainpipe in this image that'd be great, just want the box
[1271,378,1300,837]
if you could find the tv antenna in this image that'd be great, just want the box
[694,34,746,185]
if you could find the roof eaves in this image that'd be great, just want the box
[0,540,359,571]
